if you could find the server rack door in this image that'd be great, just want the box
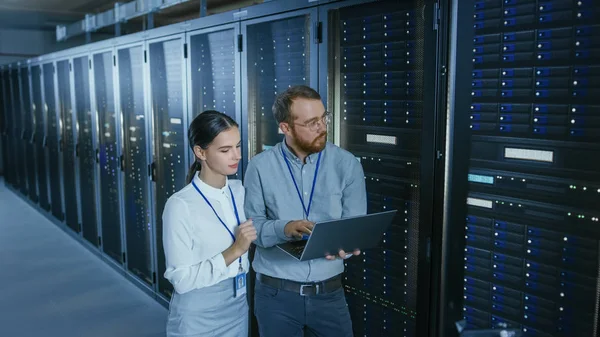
[32,65,50,211]
[57,60,79,233]
[73,56,99,247]
[188,26,240,177]
[43,63,64,221]
[118,45,153,285]
[4,69,17,187]
[0,71,11,185]
[241,9,318,165]
[148,36,188,297]
[463,1,600,336]
[0,70,8,183]
[4,69,19,188]
[11,68,27,194]
[20,67,38,202]
[322,0,439,336]
[93,51,123,263]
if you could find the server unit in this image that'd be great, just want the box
[147,33,189,298]
[187,24,241,178]
[11,67,27,194]
[43,62,65,222]
[92,49,125,264]
[31,64,50,212]
[0,68,11,185]
[464,1,600,336]
[241,8,317,163]
[322,0,439,335]
[117,43,155,286]
[73,55,100,247]
[20,65,38,202]
[57,59,79,233]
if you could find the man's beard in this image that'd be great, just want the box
[291,127,327,154]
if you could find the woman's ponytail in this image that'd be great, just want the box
[185,161,201,185]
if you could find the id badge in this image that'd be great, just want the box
[234,272,247,298]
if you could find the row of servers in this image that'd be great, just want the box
[465,0,600,337]
[0,0,435,336]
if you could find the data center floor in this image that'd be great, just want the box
[0,179,167,337]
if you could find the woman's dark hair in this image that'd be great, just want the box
[186,110,238,184]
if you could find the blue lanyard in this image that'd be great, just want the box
[281,147,322,219]
[191,180,242,265]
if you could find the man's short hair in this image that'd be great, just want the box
[272,85,322,124]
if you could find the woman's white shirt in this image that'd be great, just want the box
[162,174,249,295]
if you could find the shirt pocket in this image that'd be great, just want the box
[311,191,343,220]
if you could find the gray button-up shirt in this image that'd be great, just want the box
[243,140,367,282]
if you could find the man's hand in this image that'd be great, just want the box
[325,249,361,260]
[284,220,314,240]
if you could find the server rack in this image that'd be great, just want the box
[57,59,79,233]
[20,64,38,202]
[92,49,125,264]
[10,67,27,194]
[240,7,318,166]
[0,68,8,182]
[31,64,51,212]
[73,54,100,247]
[116,42,155,287]
[458,1,600,336]
[42,62,65,222]
[321,0,441,335]
[146,33,189,298]
[186,23,241,177]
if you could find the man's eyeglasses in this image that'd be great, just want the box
[291,112,331,132]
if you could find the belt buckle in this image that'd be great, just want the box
[299,284,319,296]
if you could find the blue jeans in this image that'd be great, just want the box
[254,278,353,337]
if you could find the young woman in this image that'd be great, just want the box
[162,110,256,337]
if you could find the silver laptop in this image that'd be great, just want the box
[276,210,397,261]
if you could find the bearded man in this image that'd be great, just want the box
[244,85,367,337]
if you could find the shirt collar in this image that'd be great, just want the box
[281,138,323,164]
[193,172,229,198]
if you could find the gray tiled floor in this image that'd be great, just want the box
[0,180,167,337]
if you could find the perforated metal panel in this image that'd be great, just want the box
[58,60,78,233]
[246,15,311,156]
[464,1,600,336]
[43,63,64,221]
[74,56,98,246]
[31,65,50,211]
[94,51,123,263]
[149,37,187,297]
[325,0,437,335]
[119,45,153,285]
[190,29,236,120]
[20,67,37,202]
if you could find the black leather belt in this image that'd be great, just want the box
[257,273,342,296]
